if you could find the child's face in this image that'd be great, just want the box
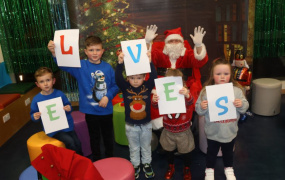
[84,44,104,64]
[35,73,55,95]
[213,64,231,84]
[127,74,145,88]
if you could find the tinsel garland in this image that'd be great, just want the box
[0,0,56,73]
[254,0,285,58]
[48,0,79,102]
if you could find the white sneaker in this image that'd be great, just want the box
[224,167,236,180]
[205,168,214,180]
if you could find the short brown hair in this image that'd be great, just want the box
[165,69,186,87]
[34,67,54,80]
[165,68,183,77]
[84,36,103,48]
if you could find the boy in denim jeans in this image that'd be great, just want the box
[115,52,157,179]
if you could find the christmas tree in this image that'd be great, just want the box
[76,0,145,68]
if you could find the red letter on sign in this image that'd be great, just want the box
[60,35,73,54]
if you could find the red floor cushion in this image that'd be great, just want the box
[0,94,21,109]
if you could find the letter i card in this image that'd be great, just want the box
[37,97,69,134]
[206,83,237,122]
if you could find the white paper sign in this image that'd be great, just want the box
[206,83,237,122]
[154,77,186,115]
[121,39,150,76]
[54,29,81,67]
[37,97,69,134]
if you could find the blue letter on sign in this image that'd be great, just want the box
[127,44,141,63]
[215,96,228,116]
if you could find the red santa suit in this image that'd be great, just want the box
[151,27,208,120]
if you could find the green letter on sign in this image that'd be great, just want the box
[46,104,60,121]
[163,82,177,101]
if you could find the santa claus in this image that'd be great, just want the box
[145,25,208,122]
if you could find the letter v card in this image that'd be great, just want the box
[206,83,236,122]
[37,97,69,134]
[54,29,81,67]
[121,39,150,76]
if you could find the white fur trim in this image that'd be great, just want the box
[194,43,206,60]
[165,34,184,43]
[181,47,186,56]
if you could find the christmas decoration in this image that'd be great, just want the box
[0,0,56,73]
[75,0,145,68]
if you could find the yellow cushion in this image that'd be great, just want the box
[27,131,65,162]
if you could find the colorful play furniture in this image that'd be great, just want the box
[93,157,135,180]
[27,131,65,162]
[19,165,38,180]
[113,103,129,145]
[252,78,282,116]
[71,111,92,157]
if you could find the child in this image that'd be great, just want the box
[115,52,157,179]
[47,36,119,161]
[152,69,195,180]
[30,67,82,155]
[195,58,249,180]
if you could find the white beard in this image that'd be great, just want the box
[163,43,184,61]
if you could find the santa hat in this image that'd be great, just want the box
[164,27,184,43]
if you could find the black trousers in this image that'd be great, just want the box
[166,150,192,167]
[53,130,82,155]
[85,113,114,161]
[206,138,235,168]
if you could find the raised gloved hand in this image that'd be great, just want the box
[145,25,158,44]
[190,26,206,47]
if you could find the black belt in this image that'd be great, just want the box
[156,67,192,81]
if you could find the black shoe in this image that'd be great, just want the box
[134,165,140,179]
[143,163,155,178]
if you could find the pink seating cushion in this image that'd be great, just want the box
[0,93,21,109]
[93,157,135,180]
[71,111,92,156]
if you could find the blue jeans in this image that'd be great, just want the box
[125,122,152,167]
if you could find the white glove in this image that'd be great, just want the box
[190,26,206,47]
[145,25,158,44]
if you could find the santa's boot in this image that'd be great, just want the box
[164,164,175,180]
[183,166,192,180]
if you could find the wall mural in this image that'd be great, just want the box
[67,0,251,82]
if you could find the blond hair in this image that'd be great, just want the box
[34,67,54,80]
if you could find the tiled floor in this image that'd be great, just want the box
[1,95,284,180]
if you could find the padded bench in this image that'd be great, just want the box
[0,94,21,110]
[0,83,40,147]
[0,82,35,94]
